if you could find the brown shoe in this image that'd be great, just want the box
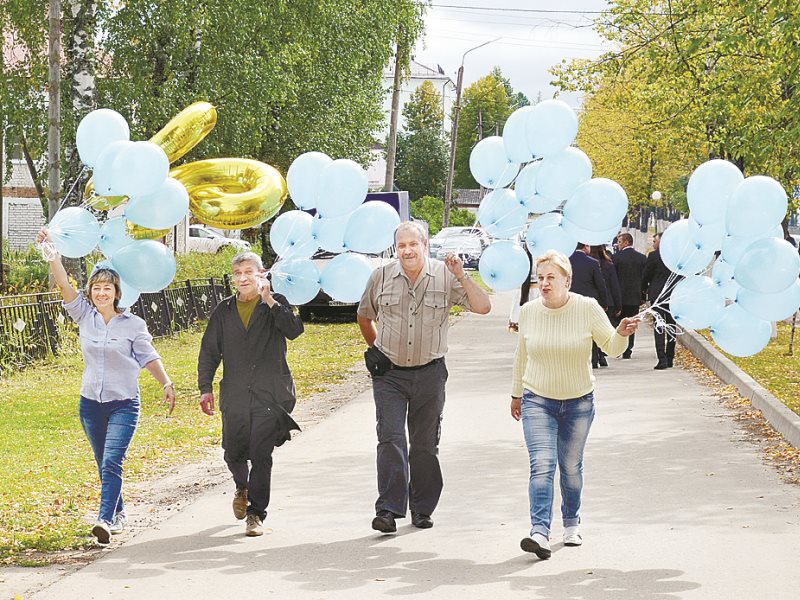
[233,488,248,520]
[245,514,263,537]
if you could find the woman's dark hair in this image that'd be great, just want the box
[589,244,612,265]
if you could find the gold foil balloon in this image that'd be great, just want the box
[84,182,127,211]
[150,101,218,164]
[170,158,287,229]
[125,219,170,240]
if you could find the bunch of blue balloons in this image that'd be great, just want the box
[469,100,629,292]
[44,109,182,305]
[268,152,400,304]
[661,160,800,356]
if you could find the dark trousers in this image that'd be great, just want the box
[372,359,448,517]
[653,306,677,360]
[225,407,279,520]
[618,305,640,355]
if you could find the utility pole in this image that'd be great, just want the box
[442,38,500,228]
[47,0,61,223]
[384,35,409,193]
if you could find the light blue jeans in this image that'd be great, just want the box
[521,389,595,538]
[79,396,140,524]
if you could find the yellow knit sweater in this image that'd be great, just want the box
[511,292,628,400]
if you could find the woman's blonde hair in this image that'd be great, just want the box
[86,268,122,312]
[535,250,572,278]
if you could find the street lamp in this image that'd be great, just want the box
[442,37,501,228]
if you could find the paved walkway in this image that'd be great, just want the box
[26,292,800,599]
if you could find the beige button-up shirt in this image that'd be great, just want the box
[358,258,472,367]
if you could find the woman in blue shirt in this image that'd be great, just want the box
[38,228,175,545]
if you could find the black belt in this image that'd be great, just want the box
[392,357,444,371]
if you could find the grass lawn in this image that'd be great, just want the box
[0,320,364,562]
[698,322,800,416]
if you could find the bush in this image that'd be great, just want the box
[411,196,478,237]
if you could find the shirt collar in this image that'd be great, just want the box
[391,258,433,283]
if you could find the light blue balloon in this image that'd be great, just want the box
[479,241,530,292]
[561,217,620,245]
[93,140,133,197]
[526,222,578,258]
[48,207,101,258]
[477,188,528,239]
[710,304,771,357]
[271,258,321,305]
[710,257,739,300]
[91,259,141,308]
[315,159,368,218]
[270,210,318,259]
[525,99,578,158]
[688,217,725,252]
[99,216,134,258]
[562,178,628,232]
[737,280,800,322]
[720,234,759,266]
[502,106,535,163]
[469,136,519,189]
[76,108,130,168]
[319,252,373,303]
[734,236,800,294]
[660,219,716,276]
[112,240,176,293]
[726,176,787,238]
[535,148,592,201]
[111,141,170,198]
[312,214,349,253]
[669,275,725,330]
[686,159,743,225]
[528,212,562,232]
[287,152,332,210]
[125,177,189,230]
[344,201,401,254]
[515,162,559,213]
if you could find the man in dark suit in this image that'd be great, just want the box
[569,244,610,368]
[642,233,680,370]
[612,232,647,359]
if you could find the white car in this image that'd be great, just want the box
[429,227,490,257]
[187,225,251,253]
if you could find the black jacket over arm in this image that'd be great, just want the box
[642,249,680,304]
[612,247,647,306]
[198,294,304,456]
[569,251,610,308]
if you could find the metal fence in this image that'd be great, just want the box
[0,276,232,374]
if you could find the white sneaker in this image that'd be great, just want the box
[91,520,111,545]
[520,532,551,559]
[563,526,582,546]
[110,511,128,535]
[245,514,263,537]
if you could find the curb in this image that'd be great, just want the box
[679,329,800,449]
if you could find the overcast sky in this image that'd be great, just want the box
[412,1,613,107]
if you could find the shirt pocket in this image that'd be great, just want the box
[422,290,449,326]
[377,291,402,323]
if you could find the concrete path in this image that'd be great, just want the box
[28,293,800,599]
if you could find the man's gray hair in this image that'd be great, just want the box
[394,221,428,244]
[231,251,263,270]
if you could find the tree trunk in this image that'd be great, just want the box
[47,0,61,223]
[20,131,47,211]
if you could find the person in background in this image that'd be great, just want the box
[36,228,175,545]
[509,245,537,332]
[197,251,304,537]
[642,233,680,370]
[357,222,491,533]
[612,233,647,359]
[589,245,622,367]
[569,244,610,368]
[511,250,639,560]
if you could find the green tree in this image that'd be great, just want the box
[410,195,476,236]
[452,73,512,189]
[491,66,529,110]
[394,80,448,200]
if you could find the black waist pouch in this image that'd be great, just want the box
[364,345,393,377]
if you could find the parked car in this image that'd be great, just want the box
[187,225,251,253]
[434,235,485,269]
[429,226,490,257]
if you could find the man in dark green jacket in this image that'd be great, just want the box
[198,251,304,537]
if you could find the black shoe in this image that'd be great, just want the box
[654,359,669,370]
[667,357,674,368]
[371,511,397,533]
[598,356,608,367]
[592,362,598,369]
[411,512,433,529]
[622,352,632,359]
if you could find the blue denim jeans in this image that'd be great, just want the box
[79,396,140,524]
[521,390,595,538]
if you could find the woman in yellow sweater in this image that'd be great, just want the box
[511,250,639,560]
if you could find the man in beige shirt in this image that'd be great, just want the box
[357,222,491,533]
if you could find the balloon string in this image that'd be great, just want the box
[56,165,88,213]
[268,268,320,285]
[38,240,59,262]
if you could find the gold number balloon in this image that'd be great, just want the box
[150,101,218,164]
[170,158,288,229]
[125,220,170,240]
